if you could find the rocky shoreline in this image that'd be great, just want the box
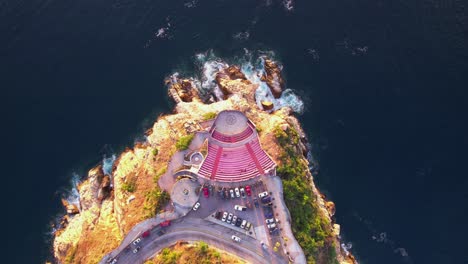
[52,56,356,264]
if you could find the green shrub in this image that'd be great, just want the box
[64,245,77,264]
[153,167,167,183]
[152,148,159,156]
[121,177,137,193]
[202,112,217,120]
[143,188,170,218]
[176,134,195,150]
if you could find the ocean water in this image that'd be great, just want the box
[2,0,468,263]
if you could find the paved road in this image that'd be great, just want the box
[110,217,287,264]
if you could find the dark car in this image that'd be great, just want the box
[264,207,273,218]
[263,202,273,207]
[269,227,279,235]
[261,196,271,203]
[235,217,242,227]
[219,190,225,199]
[215,211,222,219]
[224,189,229,199]
[254,198,259,208]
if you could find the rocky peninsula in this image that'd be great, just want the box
[52,55,357,264]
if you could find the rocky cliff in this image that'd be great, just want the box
[53,57,356,264]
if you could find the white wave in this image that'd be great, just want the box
[283,0,294,11]
[233,31,250,41]
[63,173,81,210]
[195,51,229,100]
[102,154,116,176]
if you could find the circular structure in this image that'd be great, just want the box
[190,152,203,165]
[170,178,200,209]
[213,110,248,135]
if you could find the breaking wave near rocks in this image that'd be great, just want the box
[169,50,305,113]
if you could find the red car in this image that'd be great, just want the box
[160,220,171,227]
[142,230,150,238]
[203,187,209,198]
[245,185,252,196]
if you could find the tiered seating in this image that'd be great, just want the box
[247,139,276,172]
[198,144,220,178]
[211,126,253,143]
[215,146,259,181]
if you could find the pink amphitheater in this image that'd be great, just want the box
[197,110,277,182]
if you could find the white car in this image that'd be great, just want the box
[229,189,235,199]
[258,191,269,198]
[231,215,237,226]
[234,205,247,211]
[267,223,276,229]
[222,212,228,222]
[192,202,201,211]
[132,246,140,253]
[232,235,241,243]
[265,218,275,224]
[227,213,233,223]
[245,221,251,231]
[241,219,247,229]
[132,237,141,245]
[235,187,240,198]
[240,187,246,198]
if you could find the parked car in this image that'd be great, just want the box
[241,219,247,229]
[270,227,279,235]
[132,238,141,245]
[261,241,268,250]
[265,218,275,224]
[142,230,150,238]
[229,189,235,199]
[215,211,222,220]
[264,208,273,218]
[160,220,171,227]
[224,189,229,199]
[219,190,224,199]
[240,187,246,198]
[234,205,247,211]
[132,246,140,254]
[245,185,252,196]
[258,191,269,198]
[227,213,233,223]
[232,235,241,243]
[110,258,118,264]
[245,221,252,231]
[236,217,242,227]
[193,202,201,211]
[231,215,237,226]
[267,223,276,229]
[222,212,228,222]
[203,187,209,198]
[261,196,272,203]
[235,187,240,198]
[254,198,259,208]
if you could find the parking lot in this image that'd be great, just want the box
[187,178,283,250]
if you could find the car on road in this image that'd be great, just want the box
[265,218,275,224]
[261,241,268,250]
[132,237,141,245]
[245,185,252,196]
[240,187,246,198]
[227,213,233,224]
[132,246,140,254]
[234,205,247,211]
[203,187,209,198]
[258,191,269,198]
[231,215,237,226]
[229,189,235,199]
[236,217,242,227]
[241,219,247,229]
[245,221,251,231]
[110,258,118,264]
[267,223,276,229]
[235,187,240,198]
[192,202,201,211]
[232,235,241,243]
[254,198,259,208]
[261,196,272,203]
[222,212,228,222]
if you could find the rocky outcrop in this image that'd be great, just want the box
[53,59,356,264]
[261,59,285,98]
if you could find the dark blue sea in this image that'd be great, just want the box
[2,0,468,263]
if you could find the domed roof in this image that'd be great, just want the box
[212,110,249,136]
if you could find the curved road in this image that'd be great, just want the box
[109,218,287,264]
